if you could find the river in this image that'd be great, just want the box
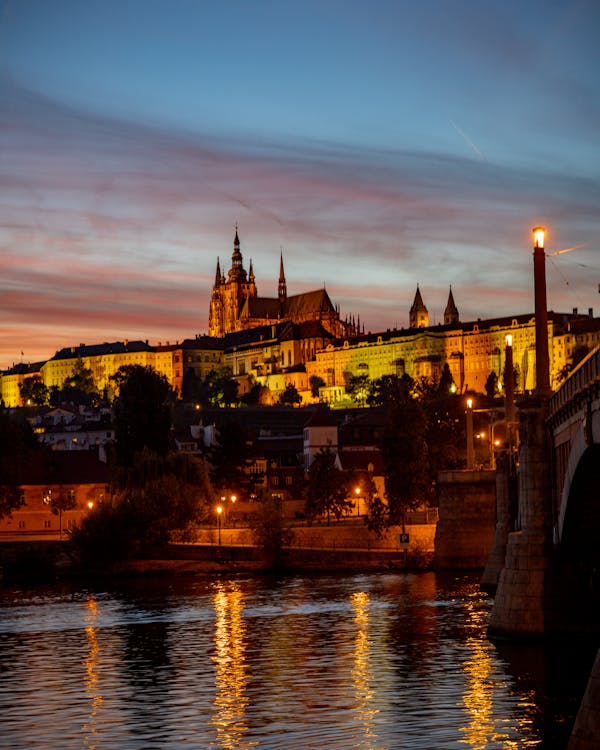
[0,571,595,749]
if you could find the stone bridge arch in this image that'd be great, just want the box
[556,405,600,552]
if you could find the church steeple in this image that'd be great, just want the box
[409,285,429,328]
[214,258,222,288]
[443,285,459,325]
[278,250,287,303]
[228,225,247,282]
[249,258,255,283]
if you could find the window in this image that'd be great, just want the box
[18,520,25,529]
[285,476,293,486]
[44,520,52,529]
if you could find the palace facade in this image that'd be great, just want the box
[2,229,600,407]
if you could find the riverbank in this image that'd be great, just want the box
[0,534,434,583]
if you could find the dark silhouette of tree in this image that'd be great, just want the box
[309,375,326,398]
[48,490,77,538]
[367,373,414,407]
[51,357,100,407]
[438,363,455,395]
[557,345,590,383]
[19,377,49,406]
[72,449,214,559]
[485,371,498,398]
[111,365,174,467]
[304,447,352,525]
[279,382,302,405]
[251,493,294,570]
[379,388,431,529]
[208,420,255,498]
[0,410,39,519]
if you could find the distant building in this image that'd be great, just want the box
[208,228,358,339]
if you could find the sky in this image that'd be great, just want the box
[1,0,599,369]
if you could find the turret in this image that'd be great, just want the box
[228,226,247,282]
[409,285,429,328]
[443,286,459,325]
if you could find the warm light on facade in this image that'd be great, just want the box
[533,226,546,250]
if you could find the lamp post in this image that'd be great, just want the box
[354,486,361,516]
[216,505,223,545]
[466,398,474,469]
[532,226,551,398]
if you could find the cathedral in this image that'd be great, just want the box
[208,228,359,338]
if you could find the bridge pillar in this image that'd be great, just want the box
[481,450,516,593]
[488,401,554,637]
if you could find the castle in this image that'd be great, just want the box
[2,229,600,407]
[208,228,358,339]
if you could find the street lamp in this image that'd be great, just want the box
[216,505,223,545]
[466,398,474,470]
[354,486,361,516]
[532,225,551,398]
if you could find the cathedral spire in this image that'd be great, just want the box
[409,284,429,328]
[443,285,459,325]
[228,224,247,282]
[214,258,222,288]
[249,258,255,283]
[278,249,287,303]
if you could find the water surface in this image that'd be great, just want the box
[0,572,593,749]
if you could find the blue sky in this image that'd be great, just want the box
[1,0,599,367]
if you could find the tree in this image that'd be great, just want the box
[208,420,256,497]
[279,382,302,406]
[48,490,77,538]
[345,373,370,406]
[438,363,455,396]
[72,449,214,560]
[251,493,294,570]
[111,365,174,467]
[19,377,49,406]
[52,357,100,407]
[380,393,431,529]
[203,367,239,407]
[309,375,326,399]
[367,373,414,407]
[485,371,499,398]
[0,410,39,519]
[304,447,353,525]
[557,345,590,383]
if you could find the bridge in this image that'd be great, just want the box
[481,345,600,749]
[485,344,600,637]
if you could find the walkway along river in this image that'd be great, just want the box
[0,571,595,749]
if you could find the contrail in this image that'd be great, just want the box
[548,243,590,257]
[450,120,485,161]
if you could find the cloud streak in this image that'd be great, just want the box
[1,78,599,368]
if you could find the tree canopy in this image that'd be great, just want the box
[304,447,352,525]
[0,410,40,519]
[111,365,174,466]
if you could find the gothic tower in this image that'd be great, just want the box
[409,285,429,328]
[278,252,287,303]
[443,286,459,325]
[208,228,257,337]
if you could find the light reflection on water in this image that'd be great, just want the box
[0,572,592,749]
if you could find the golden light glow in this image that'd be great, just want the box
[532,226,546,250]
[506,334,513,347]
[466,398,473,410]
[211,582,249,748]
[216,505,223,515]
[87,501,94,510]
[230,495,236,503]
[351,591,378,744]
[82,596,103,750]
[355,487,360,496]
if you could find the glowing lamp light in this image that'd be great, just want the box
[466,398,473,410]
[533,226,546,250]
[216,505,223,516]
[506,334,513,347]
[87,501,94,510]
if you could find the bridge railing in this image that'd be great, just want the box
[549,345,600,418]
